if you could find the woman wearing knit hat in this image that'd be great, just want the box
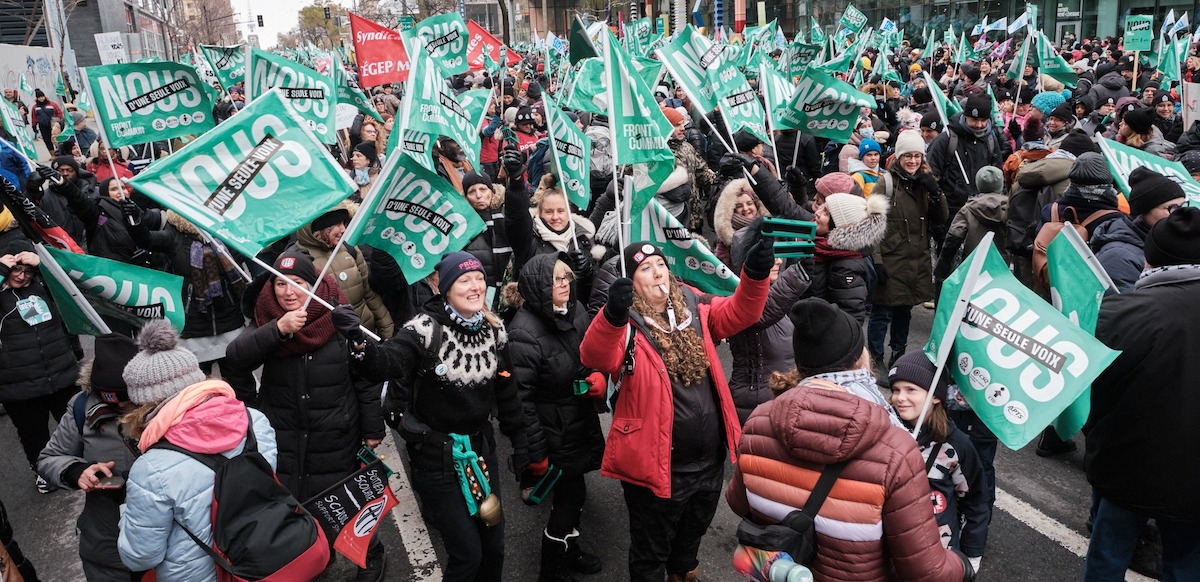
[1119,107,1176,158]
[0,238,81,494]
[223,250,388,578]
[458,149,535,308]
[579,235,773,582]
[37,333,142,581]
[348,140,380,200]
[1149,89,1184,143]
[355,250,542,582]
[888,351,990,572]
[868,129,948,371]
[849,138,885,196]
[117,320,281,581]
[806,190,889,325]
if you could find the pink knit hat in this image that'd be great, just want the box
[815,172,863,199]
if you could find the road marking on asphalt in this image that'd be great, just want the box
[995,487,1154,582]
[378,429,443,580]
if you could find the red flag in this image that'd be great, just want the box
[349,12,411,86]
[303,461,398,568]
[465,20,521,72]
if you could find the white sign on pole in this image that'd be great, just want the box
[94,32,126,64]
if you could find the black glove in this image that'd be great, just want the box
[502,148,526,177]
[741,218,775,280]
[1007,118,1021,141]
[784,165,809,204]
[914,172,941,197]
[873,262,889,288]
[566,250,594,281]
[734,153,757,172]
[118,198,143,226]
[331,304,366,343]
[604,278,634,326]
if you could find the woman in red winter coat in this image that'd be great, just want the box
[580,239,772,582]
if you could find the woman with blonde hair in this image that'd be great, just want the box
[527,173,600,300]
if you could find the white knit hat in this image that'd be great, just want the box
[893,130,926,159]
[825,193,869,229]
[123,320,207,405]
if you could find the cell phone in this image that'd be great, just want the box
[95,474,125,490]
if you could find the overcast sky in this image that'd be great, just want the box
[234,0,358,49]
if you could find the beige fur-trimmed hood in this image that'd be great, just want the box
[713,178,770,246]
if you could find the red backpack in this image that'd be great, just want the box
[153,412,329,581]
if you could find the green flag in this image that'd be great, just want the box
[759,60,795,131]
[1046,225,1115,439]
[839,4,868,33]
[199,45,246,93]
[246,48,338,144]
[924,71,962,121]
[985,85,1005,128]
[343,150,485,282]
[563,58,606,115]
[632,199,739,295]
[77,90,92,115]
[569,15,599,65]
[604,31,675,220]
[127,90,358,258]
[784,41,822,78]
[334,62,383,123]
[1157,37,1187,87]
[656,25,723,113]
[810,19,825,45]
[82,62,215,148]
[55,116,75,143]
[482,52,500,75]
[776,67,874,142]
[544,96,592,210]
[1006,35,1031,82]
[41,247,185,334]
[1098,137,1200,204]
[456,89,493,131]
[631,56,665,93]
[0,99,37,160]
[710,56,770,143]
[925,242,1119,449]
[398,37,482,172]
[55,74,66,97]
[1035,31,1078,87]
[391,129,437,171]
[414,13,470,76]
[18,74,33,98]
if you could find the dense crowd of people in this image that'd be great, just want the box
[0,24,1197,582]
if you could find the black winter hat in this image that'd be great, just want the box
[515,106,535,125]
[920,111,943,131]
[436,251,486,295]
[311,207,350,233]
[733,129,763,152]
[994,88,1014,102]
[1,238,34,256]
[461,171,493,193]
[1177,150,1200,174]
[788,298,865,372]
[888,350,950,401]
[1016,86,1035,104]
[274,250,319,286]
[1129,167,1186,217]
[1059,129,1098,157]
[1050,102,1075,122]
[1144,205,1200,267]
[1123,107,1155,135]
[623,242,666,277]
[963,93,992,119]
[91,333,139,404]
[912,87,933,104]
[353,141,377,164]
[1152,89,1175,105]
[34,88,45,98]
[1068,152,1112,186]
[525,82,543,101]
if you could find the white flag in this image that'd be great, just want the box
[1007,10,1030,34]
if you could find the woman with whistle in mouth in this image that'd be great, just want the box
[579,238,773,582]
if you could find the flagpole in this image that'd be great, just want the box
[33,243,112,334]
[759,59,783,176]
[911,231,993,439]
[78,69,130,204]
[254,255,381,341]
[604,31,628,277]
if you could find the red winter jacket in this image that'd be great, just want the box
[580,272,769,498]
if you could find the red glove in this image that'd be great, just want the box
[584,372,607,399]
[528,457,549,477]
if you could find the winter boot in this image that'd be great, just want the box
[667,567,699,582]
[354,539,387,582]
[887,349,905,371]
[563,528,602,574]
[540,530,579,582]
[1035,426,1077,457]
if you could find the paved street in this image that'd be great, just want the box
[3,306,1155,581]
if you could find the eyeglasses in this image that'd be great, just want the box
[1160,203,1184,214]
[553,273,575,286]
[900,152,923,160]
[8,266,33,276]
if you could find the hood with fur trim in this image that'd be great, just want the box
[828,194,889,251]
[713,179,770,246]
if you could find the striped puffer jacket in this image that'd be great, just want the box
[726,381,972,581]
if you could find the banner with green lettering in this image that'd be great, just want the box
[84,62,215,148]
[246,48,338,144]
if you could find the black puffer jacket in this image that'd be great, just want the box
[927,114,1011,212]
[1175,120,1200,156]
[0,276,79,402]
[224,308,385,501]
[507,253,604,475]
[463,178,534,291]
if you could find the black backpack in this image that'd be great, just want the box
[152,411,329,581]
[735,461,847,566]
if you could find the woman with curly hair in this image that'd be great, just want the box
[580,238,774,582]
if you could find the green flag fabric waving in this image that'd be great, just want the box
[1006,35,1032,82]
[334,62,384,123]
[925,242,1120,450]
[414,13,470,76]
[563,58,607,115]
[83,62,216,148]
[759,62,795,131]
[0,99,37,160]
[1046,225,1115,439]
[777,67,874,143]
[839,4,868,33]
[632,199,739,295]
[343,151,485,282]
[656,25,723,114]
[246,48,338,144]
[810,19,825,45]
[710,55,770,143]
[42,246,186,334]
[924,71,962,120]
[1035,31,1078,87]
[199,45,246,92]
[544,96,593,210]
[1098,137,1200,204]
[604,31,675,219]
[399,37,483,172]
[127,89,358,258]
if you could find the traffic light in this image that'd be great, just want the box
[256,15,263,27]
[323,6,331,19]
